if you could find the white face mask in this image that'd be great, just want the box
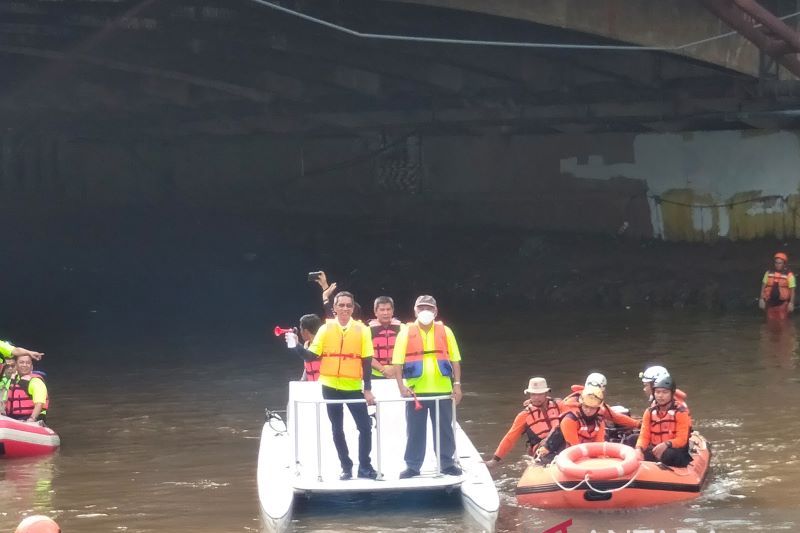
[417,310,435,325]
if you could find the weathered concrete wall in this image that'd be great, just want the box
[561,130,800,241]
[1,129,798,242]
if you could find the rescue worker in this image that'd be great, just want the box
[563,372,639,432]
[298,314,322,381]
[368,296,401,379]
[392,295,463,478]
[759,252,796,320]
[5,354,48,422]
[635,375,692,467]
[639,365,690,412]
[285,291,377,480]
[485,377,563,468]
[0,357,16,414]
[537,386,606,464]
[0,339,44,364]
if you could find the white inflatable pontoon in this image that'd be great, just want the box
[257,379,499,532]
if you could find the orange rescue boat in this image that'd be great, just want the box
[516,433,710,509]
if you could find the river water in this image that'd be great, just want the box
[1,311,798,533]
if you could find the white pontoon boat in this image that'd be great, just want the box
[257,379,499,531]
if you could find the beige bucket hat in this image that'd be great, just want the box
[524,377,551,394]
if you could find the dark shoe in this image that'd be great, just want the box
[441,465,463,476]
[399,468,419,479]
[339,470,353,480]
[357,466,378,479]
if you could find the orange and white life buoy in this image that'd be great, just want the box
[555,442,640,481]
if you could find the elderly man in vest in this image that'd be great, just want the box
[285,291,377,480]
[485,377,563,469]
[392,295,463,478]
[368,296,402,379]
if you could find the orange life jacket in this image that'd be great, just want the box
[647,401,687,445]
[6,373,48,420]
[303,359,321,381]
[318,320,365,380]
[369,318,401,367]
[523,398,562,446]
[762,269,793,303]
[402,322,451,379]
[561,407,604,443]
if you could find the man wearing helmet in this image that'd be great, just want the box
[759,252,795,320]
[639,365,689,413]
[635,375,693,467]
[536,386,607,464]
[562,372,640,432]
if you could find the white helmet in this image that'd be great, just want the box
[585,372,607,390]
[639,365,670,383]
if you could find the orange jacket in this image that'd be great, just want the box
[635,402,691,450]
[493,399,564,459]
[560,409,605,446]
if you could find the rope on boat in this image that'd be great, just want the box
[583,466,641,493]
[547,463,642,493]
[265,409,288,434]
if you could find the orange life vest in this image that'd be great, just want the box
[647,401,687,445]
[523,398,562,446]
[303,359,321,381]
[318,320,365,380]
[369,318,401,367]
[561,408,604,443]
[6,373,48,420]
[762,269,793,303]
[402,322,451,379]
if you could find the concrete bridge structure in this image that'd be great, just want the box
[2,0,800,241]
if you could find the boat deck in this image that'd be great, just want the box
[258,380,499,531]
[287,380,476,492]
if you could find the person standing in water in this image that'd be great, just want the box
[759,252,795,320]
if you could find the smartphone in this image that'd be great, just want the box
[307,271,323,282]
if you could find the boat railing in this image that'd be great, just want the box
[291,395,456,481]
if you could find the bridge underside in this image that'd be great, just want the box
[2,0,800,139]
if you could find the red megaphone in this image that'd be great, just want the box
[274,326,295,337]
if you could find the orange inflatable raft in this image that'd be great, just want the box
[516,433,710,509]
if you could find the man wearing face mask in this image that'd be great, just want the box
[392,295,463,478]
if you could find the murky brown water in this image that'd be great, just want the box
[2,311,799,532]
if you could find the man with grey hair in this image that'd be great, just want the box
[392,295,463,478]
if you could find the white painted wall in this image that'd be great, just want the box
[561,130,800,239]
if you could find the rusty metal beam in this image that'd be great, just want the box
[734,0,800,53]
[698,0,800,77]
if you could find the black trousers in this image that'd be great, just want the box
[321,385,373,471]
[404,394,455,472]
[642,444,692,467]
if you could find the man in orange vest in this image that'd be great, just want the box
[536,386,606,464]
[635,375,692,467]
[285,291,377,480]
[368,296,401,379]
[297,314,322,381]
[485,377,563,469]
[759,252,796,320]
[392,295,463,478]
